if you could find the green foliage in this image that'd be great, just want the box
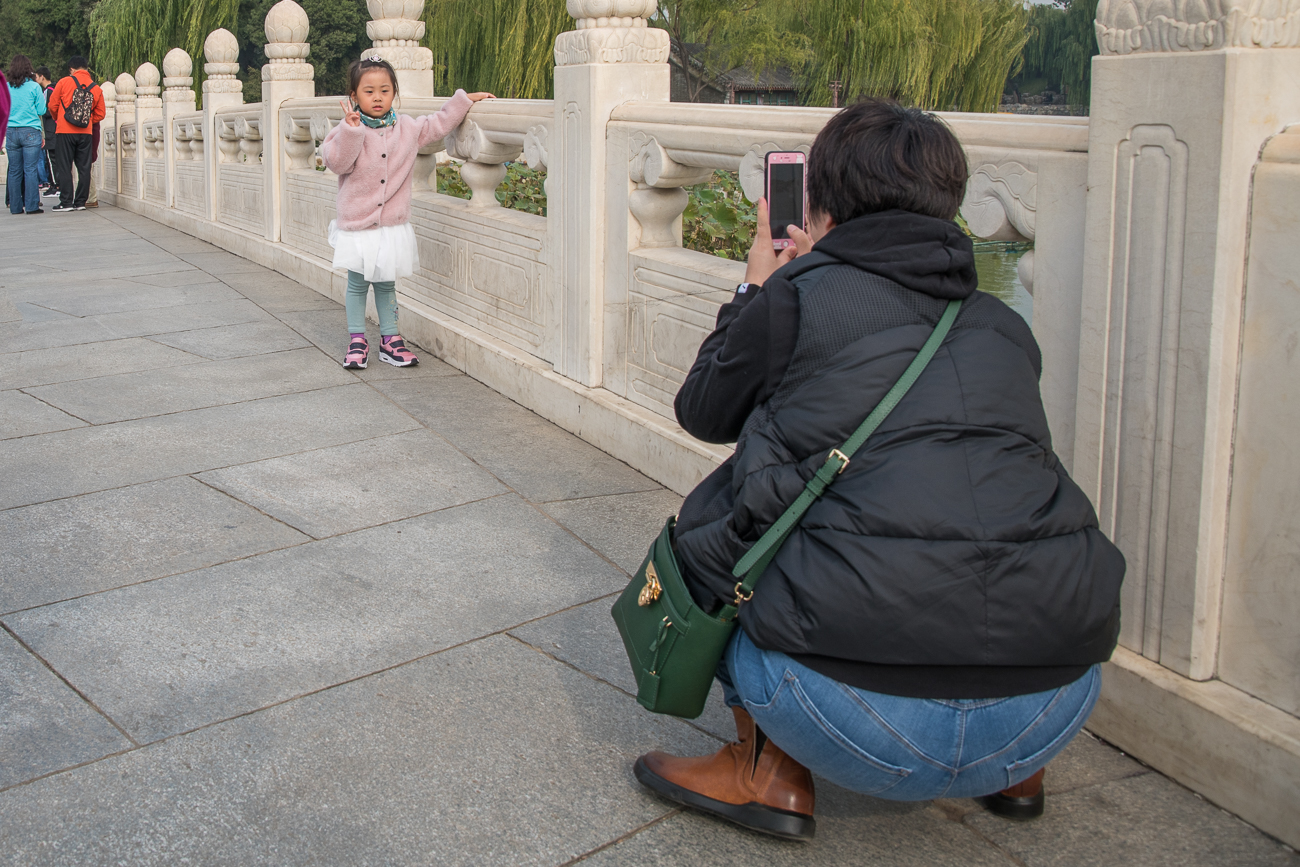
[779,0,1031,111]
[88,0,239,87]
[424,0,570,99]
[653,0,812,103]
[0,0,96,75]
[683,171,756,261]
[1011,0,1098,105]
[437,162,549,216]
[236,0,370,99]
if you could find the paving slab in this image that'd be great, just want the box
[0,477,309,615]
[0,337,203,390]
[178,250,273,274]
[9,301,76,322]
[374,373,662,503]
[198,429,506,538]
[95,299,272,340]
[36,282,243,317]
[5,496,626,741]
[0,631,132,790]
[0,390,87,439]
[0,318,117,354]
[583,797,1015,867]
[126,269,231,288]
[26,347,354,424]
[542,488,684,574]
[0,384,419,510]
[147,319,314,359]
[0,635,716,867]
[509,598,737,741]
[965,772,1298,866]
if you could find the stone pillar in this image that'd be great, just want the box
[548,0,670,386]
[1074,0,1300,847]
[202,28,243,221]
[114,73,136,197]
[364,0,433,97]
[100,80,117,194]
[133,62,162,201]
[262,0,315,242]
[1075,2,1300,679]
[162,47,197,208]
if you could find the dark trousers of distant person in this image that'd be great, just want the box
[54,133,92,208]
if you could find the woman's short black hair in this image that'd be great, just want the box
[347,56,398,98]
[807,98,969,224]
[7,54,34,86]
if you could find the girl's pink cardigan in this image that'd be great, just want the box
[321,90,473,231]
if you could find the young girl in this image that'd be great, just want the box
[321,57,493,368]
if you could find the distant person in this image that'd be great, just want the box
[633,100,1125,839]
[6,54,46,215]
[320,56,493,369]
[0,68,9,145]
[34,66,57,196]
[46,56,104,212]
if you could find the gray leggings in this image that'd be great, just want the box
[345,271,398,336]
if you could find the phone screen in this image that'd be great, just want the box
[768,162,805,240]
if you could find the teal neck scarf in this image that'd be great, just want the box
[360,108,397,129]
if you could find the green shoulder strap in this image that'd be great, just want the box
[721,298,963,617]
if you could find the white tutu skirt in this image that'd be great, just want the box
[329,220,419,283]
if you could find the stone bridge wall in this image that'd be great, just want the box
[88,0,1300,846]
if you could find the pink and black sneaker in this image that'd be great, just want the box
[379,335,419,367]
[342,336,369,369]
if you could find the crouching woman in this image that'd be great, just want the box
[634,100,1125,840]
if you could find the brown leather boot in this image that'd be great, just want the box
[634,707,816,840]
[983,767,1046,819]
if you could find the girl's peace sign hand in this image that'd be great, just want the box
[340,99,361,127]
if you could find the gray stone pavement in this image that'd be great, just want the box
[0,200,1295,866]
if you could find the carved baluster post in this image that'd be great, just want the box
[100,80,117,196]
[364,0,433,97]
[262,0,315,242]
[203,28,243,221]
[162,48,196,208]
[114,73,136,197]
[133,62,162,201]
[549,0,670,386]
[1075,1,1300,682]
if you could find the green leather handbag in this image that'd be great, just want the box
[612,299,961,719]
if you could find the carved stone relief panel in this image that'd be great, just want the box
[175,162,207,218]
[218,164,269,235]
[1098,123,1190,661]
[1096,0,1300,53]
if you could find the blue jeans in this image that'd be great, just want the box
[6,127,43,213]
[718,629,1101,800]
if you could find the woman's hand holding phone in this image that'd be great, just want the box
[744,198,813,287]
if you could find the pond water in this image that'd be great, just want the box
[973,247,1033,325]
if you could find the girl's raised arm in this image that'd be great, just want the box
[415,90,493,148]
[321,99,366,175]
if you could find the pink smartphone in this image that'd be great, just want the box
[765,151,807,250]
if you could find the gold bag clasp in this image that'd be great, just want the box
[638,562,663,606]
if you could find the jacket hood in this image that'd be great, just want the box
[810,209,977,300]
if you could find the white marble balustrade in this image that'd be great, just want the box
[89,0,1300,847]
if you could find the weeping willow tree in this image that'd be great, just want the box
[1013,0,1098,105]
[88,0,240,85]
[779,0,1030,112]
[423,0,570,99]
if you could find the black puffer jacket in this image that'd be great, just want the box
[673,211,1124,699]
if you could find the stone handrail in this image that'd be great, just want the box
[215,105,266,165]
[172,110,204,161]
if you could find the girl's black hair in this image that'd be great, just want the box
[7,54,35,86]
[807,98,969,223]
[347,56,399,98]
